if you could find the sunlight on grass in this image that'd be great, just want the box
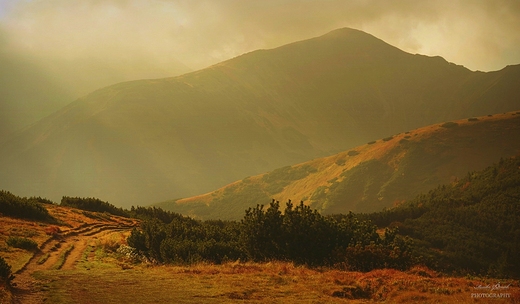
[51,244,74,270]
[32,262,519,303]
[7,251,32,273]
[37,253,50,265]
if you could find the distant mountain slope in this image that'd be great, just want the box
[1,28,520,208]
[158,112,520,219]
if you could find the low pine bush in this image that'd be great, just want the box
[0,190,54,222]
[440,121,458,128]
[0,257,13,285]
[6,236,38,251]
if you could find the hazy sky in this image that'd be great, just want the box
[1,0,520,137]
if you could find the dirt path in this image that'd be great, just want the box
[11,222,137,304]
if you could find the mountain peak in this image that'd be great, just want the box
[1,28,519,208]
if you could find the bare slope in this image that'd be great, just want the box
[1,28,520,208]
[158,112,520,220]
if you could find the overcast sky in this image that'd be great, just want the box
[1,0,520,137]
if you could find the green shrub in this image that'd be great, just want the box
[6,236,38,251]
[52,245,74,270]
[367,141,376,145]
[262,165,316,195]
[0,257,14,285]
[340,228,413,271]
[29,196,55,204]
[335,158,346,166]
[347,150,359,156]
[0,190,54,222]
[382,136,393,142]
[468,117,479,122]
[61,196,127,217]
[129,206,185,224]
[440,122,458,128]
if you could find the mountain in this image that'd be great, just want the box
[1,28,520,208]
[157,112,520,220]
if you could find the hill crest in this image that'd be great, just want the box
[158,111,520,219]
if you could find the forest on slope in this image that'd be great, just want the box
[363,155,520,278]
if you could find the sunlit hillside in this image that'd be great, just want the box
[159,111,520,219]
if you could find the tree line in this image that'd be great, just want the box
[128,200,413,271]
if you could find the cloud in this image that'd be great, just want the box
[8,1,520,66]
[0,0,519,137]
[4,0,519,75]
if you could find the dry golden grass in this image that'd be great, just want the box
[32,261,519,303]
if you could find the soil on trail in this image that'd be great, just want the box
[11,217,138,304]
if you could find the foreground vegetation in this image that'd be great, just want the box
[33,260,520,303]
[127,201,412,272]
[125,156,520,280]
[0,190,55,222]
[1,155,520,302]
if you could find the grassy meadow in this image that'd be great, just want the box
[33,259,520,303]
[2,224,518,303]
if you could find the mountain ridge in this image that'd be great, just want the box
[157,111,520,220]
[1,27,519,208]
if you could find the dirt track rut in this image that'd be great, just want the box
[12,221,137,304]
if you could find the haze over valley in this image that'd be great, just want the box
[1,27,520,208]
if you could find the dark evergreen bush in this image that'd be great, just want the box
[0,190,54,222]
[347,150,359,156]
[0,256,14,285]
[61,196,127,217]
[440,121,458,128]
[6,237,38,251]
[240,200,413,268]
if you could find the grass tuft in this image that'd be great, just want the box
[52,244,74,270]
[37,253,50,265]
